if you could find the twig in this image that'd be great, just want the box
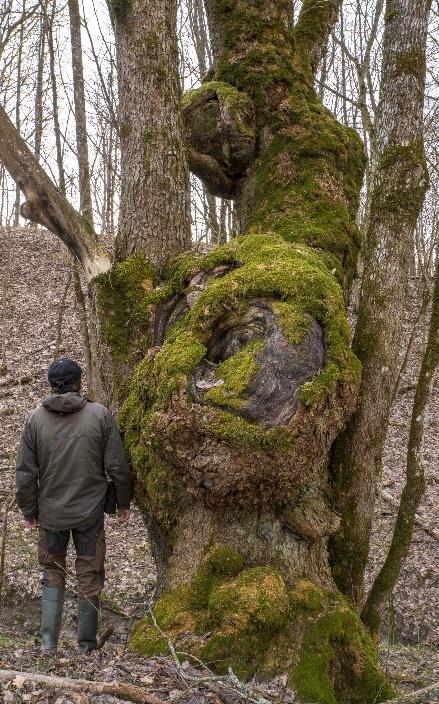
[96,625,114,650]
[379,490,439,542]
[386,682,439,703]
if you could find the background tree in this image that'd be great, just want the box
[329,0,432,606]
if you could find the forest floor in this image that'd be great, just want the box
[0,225,438,703]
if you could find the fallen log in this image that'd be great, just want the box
[0,670,164,704]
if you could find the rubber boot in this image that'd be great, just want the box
[77,596,99,654]
[41,586,64,653]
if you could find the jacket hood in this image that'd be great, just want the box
[42,392,87,414]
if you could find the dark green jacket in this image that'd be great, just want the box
[15,392,132,530]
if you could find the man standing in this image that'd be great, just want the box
[15,358,132,655]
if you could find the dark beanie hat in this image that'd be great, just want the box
[48,358,82,388]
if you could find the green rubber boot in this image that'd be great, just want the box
[77,597,99,654]
[41,586,65,653]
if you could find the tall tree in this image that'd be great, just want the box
[329,0,431,607]
[108,0,191,267]
[68,0,94,229]
[0,0,430,699]
[361,250,439,638]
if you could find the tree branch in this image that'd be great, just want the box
[293,0,343,75]
[386,683,439,703]
[0,670,164,704]
[0,104,111,282]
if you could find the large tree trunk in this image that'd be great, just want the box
[329,0,431,607]
[119,1,392,699]
[0,0,402,699]
[108,0,191,267]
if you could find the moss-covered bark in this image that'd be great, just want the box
[130,545,395,704]
[95,1,391,699]
[328,0,431,608]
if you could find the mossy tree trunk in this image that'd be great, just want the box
[361,252,439,639]
[329,0,431,607]
[119,1,392,699]
[0,0,400,699]
[132,0,365,597]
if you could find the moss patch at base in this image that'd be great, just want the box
[130,548,395,703]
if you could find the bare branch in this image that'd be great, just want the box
[0,104,111,281]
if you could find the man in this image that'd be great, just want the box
[15,357,132,655]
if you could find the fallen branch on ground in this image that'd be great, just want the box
[0,670,164,704]
[387,682,439,703]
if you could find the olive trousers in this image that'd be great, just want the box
[38,516,105,598]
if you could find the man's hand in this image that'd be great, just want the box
[25,518,38,529]
[117,508,130,525]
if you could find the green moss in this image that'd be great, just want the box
[290,578,326,612]
[290,592,396,704]
[272,301,311,345]
[372,141,428,218]
[204,339,264,408]
[110,0,131,22]
[93,251,157,399]
[183,81,255,139]
[189,544,245,609]
[207,409,292,450]
[119,232,360,531]
[95,251,155,359]
[130,552,393,702]
[395,51,426,82]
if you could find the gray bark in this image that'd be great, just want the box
[329,0,432,606]
[68,0,94,229]
[109,0,191,268]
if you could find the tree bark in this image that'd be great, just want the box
[34,3,46,163]
[45,1,66,197]
[329,0,431,607]
[361,253,439,637]
[13,0,25,226]
[119,2,391,697]
[108,0,191,268]
[0,0,404,696]
[68,0,94,229]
